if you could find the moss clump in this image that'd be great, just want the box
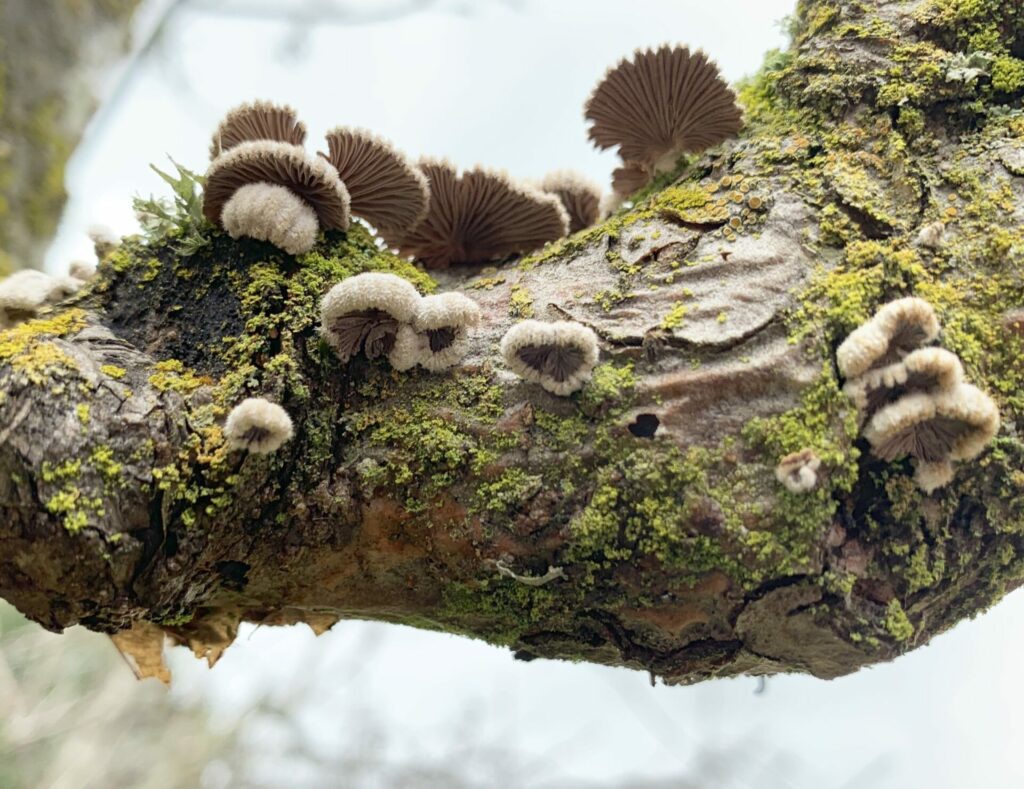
[0,309,85,385]
[508,283,534,318]
[884,599,914,642]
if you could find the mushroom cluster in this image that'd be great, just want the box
[837,297,1000,493]
[203,102,429,255]
[499,319,600,396]
[585,45,743,204]
[320,272,480,372]
[0,264,94,329]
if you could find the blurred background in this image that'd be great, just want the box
[2,1,1023,786]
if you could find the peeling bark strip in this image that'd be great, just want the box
[2,0,1024,684]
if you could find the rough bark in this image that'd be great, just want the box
[2,0,1023,684]
[0,0,140,272]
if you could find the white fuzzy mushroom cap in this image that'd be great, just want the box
[775,449,822,494]
[69,260,97,282]
[224,398,294,454]
[864,382,1000,464]
[320,272,423,362]
[412,292,481,332]
[222,182,320,255]
[914,460,956,494]
[842,347,963,415]
[500,319,600,396]
[0,270,81,328]
[837,297,940,380]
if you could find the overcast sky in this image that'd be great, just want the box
[42,2,1024,787]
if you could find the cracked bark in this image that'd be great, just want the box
[2,0,1024,684]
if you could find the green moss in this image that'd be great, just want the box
[884,599,914,642]
[991,55,1024,93]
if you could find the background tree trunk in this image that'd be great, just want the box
[0,0,140,273]
[1,0,1023,684]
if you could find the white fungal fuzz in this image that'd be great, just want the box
[775,449,822,494]
[494,560,565,587]
[320,272,422,363]
[387,325,426,371]
[224,398,294,454]
[914,460,956,494]
[222,182,320,255]
[0,269,82,328]
[500,319,600,396]
[836,297,940,379]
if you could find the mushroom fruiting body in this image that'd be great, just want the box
[500,319,600,396]
[914,460,956,494]
[836,297,941,379]
[775,449,822,494]
[539,170,603,234]
[0,270,82,328]
[321,127,429,238]
[585,45,743,174]
[221,182,320,255]
[863,383,1000,465]
[610,162,654,201]
[843,347,963,417]
[387,158,569,269]
[210,101,307,159]
[320,272,422,363]
[408,292,482,372]
[224,398,294,454]
[204,139,350,254]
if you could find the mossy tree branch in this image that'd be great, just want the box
[2,0,1023,683]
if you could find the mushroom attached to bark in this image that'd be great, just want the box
[389,292,482,372]
[210,100,307,159]
[224,398,294,454]
[610,162,654,201]
[321,127,429,237]
[500,319,600,396]
[836,297,941,380]
[843,347,963,417]
[585,45,743,174]
[864,383,1000,465]
[320,272,422,363]
[775,449,822,494]
[0,270,82,328]
[204,140,350,255]
[387,159,569,269]
[539,170,602,234]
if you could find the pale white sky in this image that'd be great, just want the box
[42,1,1024,787]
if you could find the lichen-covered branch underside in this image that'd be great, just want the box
[2,0,1024,684]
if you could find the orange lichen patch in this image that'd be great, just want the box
[110,621,171,685]
[164,608,242,669]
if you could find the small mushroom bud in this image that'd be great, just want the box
[224,398,294,454]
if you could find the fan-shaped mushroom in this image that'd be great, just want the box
[204,140,350,254]
[321,127,429,238]
[387,159,569,269]
[843,347,963,417]
[539,170,602,234]
[500,319,600,396]
[864,383,1000,465]
[836,297,941,380]
[320,272,422,363]
[610,162,654,201]
[388,292,481,372]
[224,398,294,454]
[210,101,307,159]
[585,45,743,174]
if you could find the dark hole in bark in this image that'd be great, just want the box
[216,560,251,591]
[628,413,660,438]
